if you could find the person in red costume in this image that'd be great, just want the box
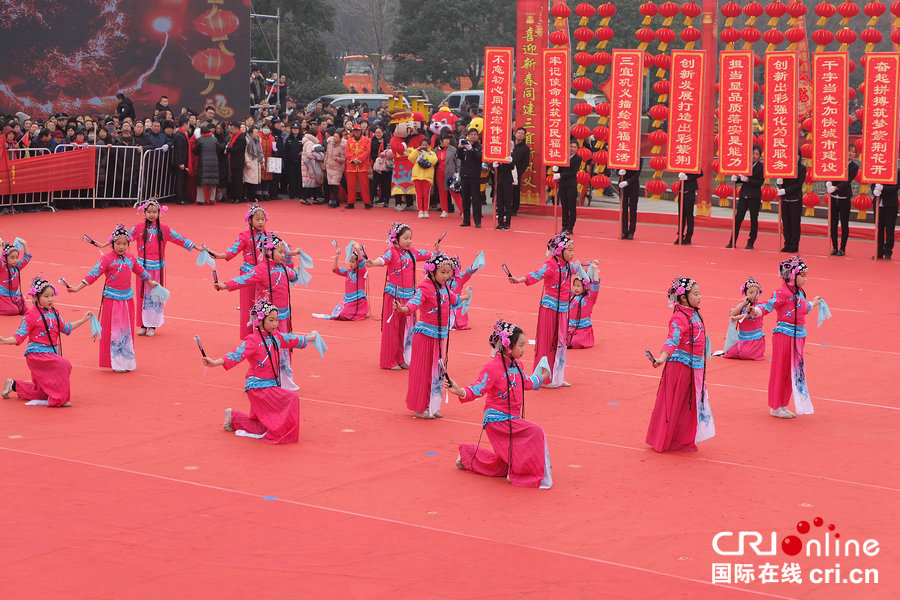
[389,110,424,212]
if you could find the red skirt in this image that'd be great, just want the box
[768,333,806,410]
[458,419,552,488]
[14,352,73,407]
[646,361,699,452]
[723,336,765,360]
[379,292,413,369]
[238,282,258,340]
[405,333,444,413]
[534,305,567,385]
[231,386,300,444]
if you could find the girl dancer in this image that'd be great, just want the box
[646,277,715,452]
[722,277,766,361]
[366,223,439,369]
[0,276,93,406]
[216,233,300,389]
[446,318,552,488]
[756,256,821,418]
[96,199,198,336]
[393,252,468,418]
[508,232,575,387]
[65,224,159,372]
[566,262,601,349]
[0,239,30,315]
[316,242,368,321]
[208,203,268,338]
[202,297,315,444]
[448,253,483,331]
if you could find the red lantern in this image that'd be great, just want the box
[648,104,669,121]
[864,1,887,17]
[192,48,236,80]
[852,194,873,213]
[785,27,806,43]
[653,80,670,94]
[747,1,765,16]
[761,185,778,202]
[848,86,856,100]
[549,30,568,46]
[720,27,742,43]
[893,29,900,45]
[194,9,240,42]
[593,126,609,141]
[571,124,591,140]
[800,143,813,158]
[741,26,762,43]
[595,103,611,117]
[593,149,609,164]
[649,130,668,146]
[645,52,656,67]
[649,155,668,171]
[636,28,656,44]
[893,0,900,17]
[721,1,742,17]
[681,2,702,18]
[660,2,681,17]
[574,27,595,43]
[763,29,785,45]
[654,54,671,70]
[854,137,865,153]
[573,77,594,92]
[757,107,766,121]
[595,26,614,41]
[576,2,597,18]
[802,117,814,131]
[711,159,720,173]
[670,180,681,194]
[861,29,883,44]
[577,171,592,185]
[837,0,860,18]
[766,1,788,18]
[860,54,870,68]
[787,1,808,17]
[857,81,866,96]
[835,28,857,44]
[594,51,612,66]
[816,2,837,19]
[597,3,617,18]
[551,3,571,18]
[812,29,835,45]
[591,174,611,188]
[573,102,594,117]
[714,182,735,198]
[681,26,702,43]
[640,2,660,17]
[656,27,677,44]
[574,52,594,67]
[577,147,592,162]
[802,192,821,209]
[646,178,669,196]
[848,59,857,72]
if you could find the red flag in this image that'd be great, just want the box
[7,148,96,195]
[0,149,10,196]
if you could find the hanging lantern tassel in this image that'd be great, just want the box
[802,192,821,217]
[852,194,873,219]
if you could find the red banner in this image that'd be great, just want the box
[515,0,547,204]
[2,148,96,195]
[666,50,706,174]
[608,50,644,171]
[718,51,754,176]
[542,48,571,167]
[763,52,799,179]
[483,47,514,163]
[811,52,849,181]
[861,52,900,184]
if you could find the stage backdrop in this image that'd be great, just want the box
[0,0,249,120]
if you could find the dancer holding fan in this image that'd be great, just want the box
[566,261,601,349]
[0,276,94,407]
[314,241,369,321]
[0,238,31,316]
[645,276,715,453]
[445,318,552,488]
[448,252,484,331]
[721,277,767,361]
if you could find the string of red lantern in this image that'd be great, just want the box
[192,2,240,95]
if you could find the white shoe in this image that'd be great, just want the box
[440,211,448,218]
[417,211,424,218]
[395,204,404,212]
[423,211,430,218]
[224,408,234,431]
[561,381,571,387]
[145,328,155,337]
[137,327,147,336]
[770,407,795,419]
[783,407,797,417]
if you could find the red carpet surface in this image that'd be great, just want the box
[0,201,896,600]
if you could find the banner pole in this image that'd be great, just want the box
[732,183,738,248]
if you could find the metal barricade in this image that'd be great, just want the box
[137,147,175,203]
[50,144,94,208]
[1,148,54,212]
[94,145,144,207]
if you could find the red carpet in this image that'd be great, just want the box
[0,201,896,599]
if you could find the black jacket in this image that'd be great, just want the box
[284,134,303,162]
[227,132,246,170]
[193,134,224,186]
[497,161,516,186]
[739,160,764,200]
[879,168,900,209]
[683,169,703,194]
[779,161,806,201]
[370,136,389,161]
[117,98,136,121]
[173,129,191,169]
[621,161,642,187]
[511,141,531,185]
[458,141,483,178]
[557,154,582,188]
[832,160,859,199]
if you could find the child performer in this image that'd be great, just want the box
[722,277,766,361]
[445,318,552,488]
[0,276,93,406]
[755,256,821,418]
[208,203,269,338]
[508,232,575,387]
[95,199,198,336]
[408,138,437,218]
[366,223,439,370]
[566,261,601,349]
[646,277,715,452]
[202,297,316,444]
[65,224,159,372]
[216,233,299,390]
[448,252,484,331]
[316,242,369,321]
[393,252,469,419]
[0,239,31,315]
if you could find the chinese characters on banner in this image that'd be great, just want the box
[763,52,799,178]
[515,1,546,204]
[666,50,706,174]
[718,51,754,176]
[542,48,571,166]
[861,53,900,184]
[608,50,644,170]
[483,47,514,163]
[811,52,849,181]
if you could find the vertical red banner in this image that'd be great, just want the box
[542,48,571,166]
[514,0,546,204]
[483,47,514,163]
[811,52,849,181]
[608,50,644,171]
[861,52,900,184]
[718,51,754,176]
[763,52,799,179]
[667,50,706,174]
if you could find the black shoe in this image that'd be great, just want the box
[830,248,838,255]
[837,249,845,256]
[328,201,338,208]
[682,239,691,245]
[345,203,355,209]
[364,204,372,210]
[886,253,892,260]
[495,224,504,230]
[565,230,573,235]
[300,199,311,206]
[475,224,482,229]
[726,241,733,248]
[626,233,634,240]
[745,241,754,250]
[674,239,681,245]
[781,246,789,252]
[460,222,470,227]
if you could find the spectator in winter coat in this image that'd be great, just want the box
[193,124,223,205]
[324,129,347,208]
[116,93,136,121]
[284,122,304,199]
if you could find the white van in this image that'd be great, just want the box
[442,90,484,114]
[305,94,409,113]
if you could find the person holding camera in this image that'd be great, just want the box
[458,128,483,228]
[408,138,438,218]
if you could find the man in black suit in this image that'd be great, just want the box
[874,164,900,260]
[826,144,859,256]
[510,127,531,216]
[555,140,582,235]
[226,121,246,203]
[675,170,703,245]
[172,116,192,205]
[777,153,807,253]
[618,161,642,239]
[727,145,764,249]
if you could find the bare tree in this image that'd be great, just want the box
[333,0,398,92]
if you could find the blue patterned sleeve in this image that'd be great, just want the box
[527,374,542,390]
[12,315,29,344]
[757,291,779,316]
[61,320,74,335]
[462,368,492,403]
[405,287,424,313]
[84,258,104,284]
[662,315,682,354]
[279,332,308,349]
[164,225,196,251]
[524,263,548,286]
[224,236,242,260]
[224,341,248,369]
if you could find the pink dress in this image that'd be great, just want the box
[757,284,814,413]
[402,278,459,414]
[83,252,150,371]
[378,245,432,369]
[223,330,309,444]
[327,265,368,321]
[225,259,299,389]
[566,280,600,349]
[224,228,268,338]
[449,265,476,330]
[723,300,766,360]
[524,258,573,386]
[457,354,552,488]
[0,252,31,315]
[129,221,195,328]
[646,306,710,452]
[11,305,74,406]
